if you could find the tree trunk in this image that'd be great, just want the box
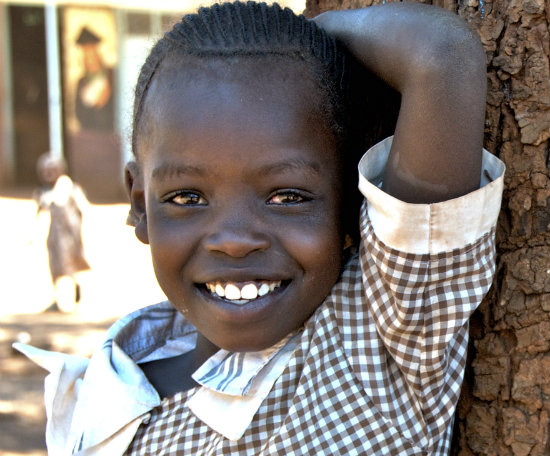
[305,0,550,454]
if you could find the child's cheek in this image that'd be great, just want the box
[284,219,343,281]
[146,211,196,271]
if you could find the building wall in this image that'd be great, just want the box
[0,4,13,187]
[0,1,306,198]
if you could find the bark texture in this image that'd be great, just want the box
[305,0,550,453]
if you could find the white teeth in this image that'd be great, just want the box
[224,283,241,300]
[205,280,282,302]
[258,283,270,297]
[215,283,225,297]
[241,283,258,300]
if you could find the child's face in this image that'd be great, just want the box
[131,58,344,352]
[38,162,63,185]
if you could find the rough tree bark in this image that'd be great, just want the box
[305,0,550,454]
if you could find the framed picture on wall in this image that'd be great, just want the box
[63,7,117,133]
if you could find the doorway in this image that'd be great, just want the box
[9,5,50,186]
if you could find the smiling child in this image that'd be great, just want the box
[16,2,505,454]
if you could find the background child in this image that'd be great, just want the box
[33,153,90,312]
[16,2,504,454]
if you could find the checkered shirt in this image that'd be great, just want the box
[123,199,497,455]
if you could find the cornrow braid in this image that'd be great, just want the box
[131,1,350,159]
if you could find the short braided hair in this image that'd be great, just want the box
[130,1,399,242]
[132,1,350,159]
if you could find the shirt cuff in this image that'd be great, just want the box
[358,137,505,254]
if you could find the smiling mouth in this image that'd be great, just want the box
[202,280,284,305]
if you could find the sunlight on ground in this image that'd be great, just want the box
[0,452,45,456]
[0,196,166,320]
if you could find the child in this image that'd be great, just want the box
[33,153,90,312]
[16,2,505,454]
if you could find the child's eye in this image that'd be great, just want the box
[162,190,207,206]
[267,190,310,205]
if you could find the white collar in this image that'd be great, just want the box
[189,331,300,440]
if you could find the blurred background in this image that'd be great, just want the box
[0,1,305,454]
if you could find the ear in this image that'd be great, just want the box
[125,161,149,245]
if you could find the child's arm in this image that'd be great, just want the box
[314,3,486,204]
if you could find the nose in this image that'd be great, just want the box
[203,209,270,258]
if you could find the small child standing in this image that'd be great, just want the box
[16,2,505,454]
[34,153,90,312]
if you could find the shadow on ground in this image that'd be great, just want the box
[0,312,116,455]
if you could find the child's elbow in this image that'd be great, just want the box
[427,17,486,82]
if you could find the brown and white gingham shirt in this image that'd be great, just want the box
[15,138,505,455]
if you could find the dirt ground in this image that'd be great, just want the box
[0,313,115,455]
[0,190,166,455]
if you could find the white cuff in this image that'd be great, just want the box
[358,137,505,254]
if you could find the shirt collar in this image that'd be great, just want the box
[192,332,298,396]
[112,303,301,441]
[188,331,301,440]
[17,301,303,448]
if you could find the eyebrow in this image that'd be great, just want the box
[151,163,206,180]
[151,157,323,180]
[255,158,322,177]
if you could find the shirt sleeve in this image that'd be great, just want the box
[355,137,505,448]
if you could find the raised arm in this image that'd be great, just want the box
[314,3,486,203]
